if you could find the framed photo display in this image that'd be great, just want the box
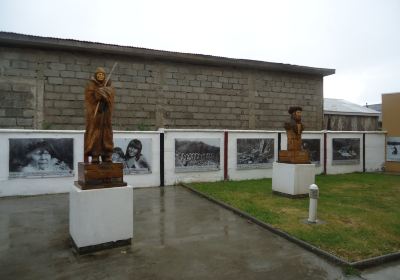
[236,138,274,169]
[9,138,74,178]
[175,138,220,172]
[302,139,321,165]
[332,138,360,165]
[113,138,152,174]
[386,137,400,162]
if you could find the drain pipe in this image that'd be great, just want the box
[308,184,319,223]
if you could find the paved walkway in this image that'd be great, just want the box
[0,186,398,279]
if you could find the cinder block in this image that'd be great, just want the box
[23,109,35,117]
[11,60,28,69]
[12,84,32,92]
[0,118,16,126]
[63,78,82,86]
[54,85,69,93]
[0,83,12,91]
[17,118,33,126]
[48,77,63,85]
[49,62,66,71]
[60,71,75,78]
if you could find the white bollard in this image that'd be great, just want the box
[308,184,319,223]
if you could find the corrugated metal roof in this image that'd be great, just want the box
[366,103,381,112]
[324,98,380,116]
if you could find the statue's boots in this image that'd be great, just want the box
[102,154,112,163]
[91,155,100,164]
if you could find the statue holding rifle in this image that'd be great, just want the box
[84,65,117,164]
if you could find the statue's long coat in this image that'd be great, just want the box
[84,78,115,160]
[285,118,304,151]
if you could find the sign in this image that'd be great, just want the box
[386,137,400,162]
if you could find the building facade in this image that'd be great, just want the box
[0,32,334,131]
[382,92,400,172]
[324,98,380,131]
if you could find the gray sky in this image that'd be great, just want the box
[1,0,399,105]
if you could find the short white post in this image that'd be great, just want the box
[308,184,319,223]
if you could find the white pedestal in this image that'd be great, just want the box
[69,185,133,253]
[272,162,315,197]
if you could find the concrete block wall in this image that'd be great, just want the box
[0,45,324,131]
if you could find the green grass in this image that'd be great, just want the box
[188,173,400,262]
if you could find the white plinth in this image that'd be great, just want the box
[69,185,133,251]
[272,162,315,196]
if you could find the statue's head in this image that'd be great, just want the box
[288,106,302,122]
[95,67,106,83]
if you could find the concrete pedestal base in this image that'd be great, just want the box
[272,162,315,197]
[69,185,133,254]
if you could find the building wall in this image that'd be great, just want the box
[382,92,400,172]
[0,46,324,131]
[323,114,379,131]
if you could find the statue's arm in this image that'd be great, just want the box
[96,86,114,105]
[85,82,102,103]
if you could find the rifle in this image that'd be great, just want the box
[93,62,118,118]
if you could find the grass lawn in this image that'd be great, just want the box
[188,173,400,262]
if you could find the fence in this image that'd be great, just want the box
[0,129,385,196]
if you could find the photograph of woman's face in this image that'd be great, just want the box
[113,138,152,174]
[29,148,51,170]
[9,138,74,178]
[128,146,139,157]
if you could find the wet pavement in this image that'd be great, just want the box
[0,186,397,279]
[360,259,400,280]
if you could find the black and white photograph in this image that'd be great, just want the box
[302,139,321,165]
[113,138,152,174]
[386,137,400,162]
[9,138,74,178]
[237,138,274,169]
[175,138,220,172]
[332,138,360,165]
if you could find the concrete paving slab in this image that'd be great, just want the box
[361,260,400,280]
[0,186,365,279]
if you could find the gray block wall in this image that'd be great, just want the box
[0,45,324,131]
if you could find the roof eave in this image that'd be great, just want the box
[324,111,380,117]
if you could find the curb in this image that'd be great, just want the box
[180,183,400,269]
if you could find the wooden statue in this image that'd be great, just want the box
[278,106,310,164]
[285,106,304,151]
[76,65,126,190]
[84,67,115,163]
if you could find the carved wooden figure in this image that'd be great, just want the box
[76,66,126,190]
[84,67,115,163]
[279,106,310,164]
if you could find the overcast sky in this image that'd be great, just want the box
[1,0,399,105]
